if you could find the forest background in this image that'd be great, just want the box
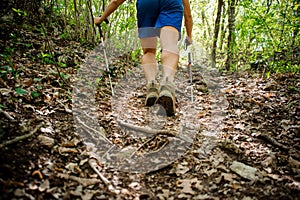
[0,0,299,199]
[1,0,299,76]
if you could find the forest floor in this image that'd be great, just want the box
[0,22,300,200]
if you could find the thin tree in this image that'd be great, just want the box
[211,0,224,68]
[225,0,237,70]
[74,0,79,40]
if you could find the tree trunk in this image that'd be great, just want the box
[225,0,237,70]
[211,0,224,68]
[219,4,227,53]
[87,0,96,43]
[291,0,299,65]
[74,0,79,40]
[64,0,68,31]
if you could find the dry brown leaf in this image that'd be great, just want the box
[56,173,100,187]
[178,179,196,195]
[38,179,50,192]
[32,170,43,180]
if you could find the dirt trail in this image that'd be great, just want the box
[0,24,300,199]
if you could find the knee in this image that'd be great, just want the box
[143,48,156,55]
[160,38,179,55]
[161,45,179,57]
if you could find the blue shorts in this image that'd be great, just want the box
[136,0,183,38]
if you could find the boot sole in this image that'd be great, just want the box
[156,95,175,116]
[146,96,157,107]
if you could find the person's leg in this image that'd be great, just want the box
[154,26,180,116]
[160,26,180,82]
[140,37,158,83]
[136,0,160,106]
[140,37,159,106]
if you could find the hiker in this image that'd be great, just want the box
[94,0,193,116]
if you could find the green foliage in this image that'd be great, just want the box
[58,62,67,68]
[31,91,40,98]
[60,32,69,39]
[6,0,299,75]
[0,64,23,80]
[0,47,14,65]
[0,65,13,78]
[60,72,70,80]
[0,103,7,109]
[130,49,141,64]
[234,0,300,73]
[40,52,54,64]
[15,87,27,95]
[12,8,27,17]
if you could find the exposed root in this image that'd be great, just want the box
[89,158,119,194]
[56,172,100,187]
[257,133,290,151]
[0,123,43,149]
[117,119,176,137]
[0,108,15,121]
[75,116,112,144]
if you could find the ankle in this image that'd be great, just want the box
[147,80,158,85]
[161,76,174,84]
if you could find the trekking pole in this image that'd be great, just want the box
[186,39,193,102]
[97,21,114,96]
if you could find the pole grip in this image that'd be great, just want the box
[96,18,109,40]
[97,24,103,39]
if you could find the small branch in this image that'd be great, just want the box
[129,136,155,158]
[75,116,112,144]
[117,119,176,137]
[0,123,43,149]
[88,159,110,186]
[0,108,15,121]
[89,158,119,194]
[258,133,290,151]
[56,172,100,187]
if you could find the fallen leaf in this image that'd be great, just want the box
[32,170,43,179]
[65,162,81,174]
[129,182,141,190]
[194,194,219,200]
[175,163,190,175]
[178,179,195,195]
[38,179,50,192]
[82,190,98,200]
[56,173,100,187]
[205,168,218,176]
[40,127,54,133]
[222,173,234,182]
[234,123,245,130]
[58,147,79,154]
[261,156,274,167]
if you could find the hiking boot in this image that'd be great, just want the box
[145,81,159,106]
[156,77,176,116]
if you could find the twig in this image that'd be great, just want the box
[129,136,171,158]
[0,108,15,120]
[88,159,110,186]
[75,116,112,144]
[258,133,290,151]
[129,136,155,158]
[56,172,100,187]
[88,158,119,194]
[0,123,43,149]
[117,119,176,137]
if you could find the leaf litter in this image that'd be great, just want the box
[0,23,299,200]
